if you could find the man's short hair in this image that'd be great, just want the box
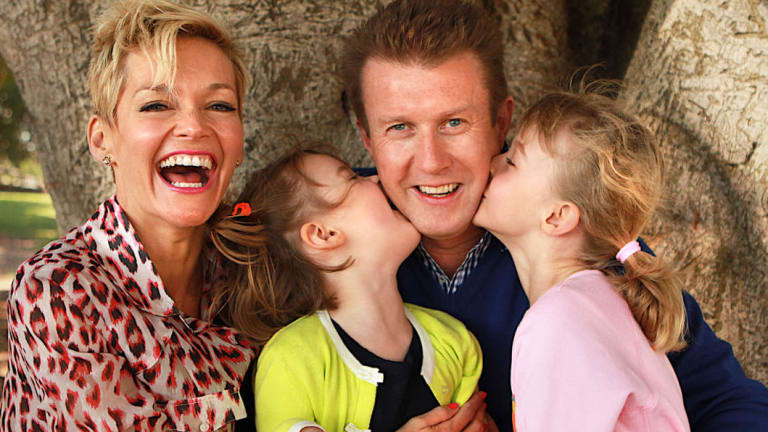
[88,0,249,124]
[341,0,508,133]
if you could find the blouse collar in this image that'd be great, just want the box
[84,195,180,317]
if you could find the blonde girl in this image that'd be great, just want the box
[209,148,483,432]
[474,88,690,431]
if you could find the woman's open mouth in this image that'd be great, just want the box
[158,153,214,189]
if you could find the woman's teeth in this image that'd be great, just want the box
[159,154,213,169]
[417,183,459,197]
[171,181,203,188]
[158,153,213,188]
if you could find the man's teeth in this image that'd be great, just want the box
[418,184,459,196]
[159,154,213,169]
[171,181,203,188]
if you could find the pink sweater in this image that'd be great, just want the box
[511,270,689,431]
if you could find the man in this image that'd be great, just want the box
[341,1,768,431]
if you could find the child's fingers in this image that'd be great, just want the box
[453,391,487,432]
[397,403,461,431]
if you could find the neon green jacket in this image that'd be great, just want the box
[253,303,483,432]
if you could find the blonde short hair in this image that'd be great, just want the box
[88,0,249,123]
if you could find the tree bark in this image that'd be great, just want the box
[2,0,764,385]
[0,0,569,231]
[623,0,768,383]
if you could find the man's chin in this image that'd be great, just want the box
[411,218,478,242]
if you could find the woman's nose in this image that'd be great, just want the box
[174,110,209,138]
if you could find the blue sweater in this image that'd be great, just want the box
[397,234,768,432]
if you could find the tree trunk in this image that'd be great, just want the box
[623,0,768,383]
[0,0,569,231]
[1,0,764,385]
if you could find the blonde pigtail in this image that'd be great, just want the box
[611,247,687,352]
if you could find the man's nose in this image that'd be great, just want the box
[414,131,451,173]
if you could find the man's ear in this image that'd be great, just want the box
[541,201,580,237]
[496,96,515,147]
[299,221,345,252]
[87,115,110,163]
[356,119,374,155]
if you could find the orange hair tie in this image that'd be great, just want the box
[232,202,252,217]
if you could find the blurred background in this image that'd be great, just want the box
[0,56,58,379]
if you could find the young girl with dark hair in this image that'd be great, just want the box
[474,87,690,431]
[209,149,483,432]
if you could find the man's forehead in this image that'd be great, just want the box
[360,54,492,115]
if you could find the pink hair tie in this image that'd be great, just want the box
[616,240,641,263]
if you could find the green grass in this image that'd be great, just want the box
[0,191,58,247]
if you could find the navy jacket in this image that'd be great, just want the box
[397,234,768,432]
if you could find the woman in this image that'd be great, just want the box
[0,1,256,430]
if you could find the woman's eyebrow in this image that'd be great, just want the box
[208,82,235,91]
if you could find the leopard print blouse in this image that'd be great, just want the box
[0,196,257,431]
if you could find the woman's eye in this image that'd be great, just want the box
[447,118,462,127]
[139,102,168,112]
[505,157,515,166]
[210,102,237,112]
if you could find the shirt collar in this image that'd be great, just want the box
[85,196,180,317]
[416,230,492,294]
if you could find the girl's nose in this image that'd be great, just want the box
[490,153,504,175]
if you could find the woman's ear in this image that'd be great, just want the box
[299,221,345,252]
[541,201,580,237]
[87,115,110,163]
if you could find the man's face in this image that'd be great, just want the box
[358,52,511,241]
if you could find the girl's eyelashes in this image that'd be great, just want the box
[505,157,516,166]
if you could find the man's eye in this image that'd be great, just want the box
[139,102,168,112]
[210,102,236,112]
[388,123,407,132]
[447,119,462,127]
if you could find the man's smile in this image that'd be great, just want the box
[416,183,460,198]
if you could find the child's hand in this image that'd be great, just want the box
[396,391,489,432]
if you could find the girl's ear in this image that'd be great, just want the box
[299,221,345,251]
[541,201,580,237]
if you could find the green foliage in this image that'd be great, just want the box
[0,56,30,167]
[0,192,57,247]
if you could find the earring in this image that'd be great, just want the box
[102,154,112,166]
[235,159,241,167]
